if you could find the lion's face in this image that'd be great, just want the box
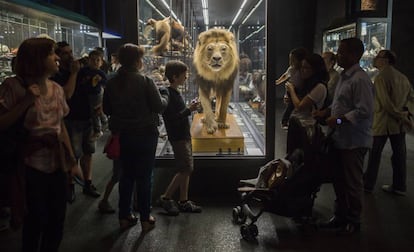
[204,42,232,72]
[193,29,239,82]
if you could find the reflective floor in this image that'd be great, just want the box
[1,100,414,252]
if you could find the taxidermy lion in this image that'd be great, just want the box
[193,29,239,134]
[144,17,190,56]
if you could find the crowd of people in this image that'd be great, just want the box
[278,37,413,235]
[0,38,203,251]
[0,34,413,251]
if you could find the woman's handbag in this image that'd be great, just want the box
[103,133,120,160]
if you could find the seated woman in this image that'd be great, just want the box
[285,53,328,154]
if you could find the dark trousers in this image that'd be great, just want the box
[363,133,406,191]
[333,148,367,224]
[22,168,67,252]
[118,132,158,222]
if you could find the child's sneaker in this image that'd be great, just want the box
[178,200,202,213]
[90,131,103,141]
[158,197,179,216]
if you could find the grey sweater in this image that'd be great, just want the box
[103,69,169,134]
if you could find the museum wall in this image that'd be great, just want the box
[314,0,347,53]
[390,0,414,85]
[267,0,317,99]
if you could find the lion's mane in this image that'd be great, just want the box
[193,29,239,82]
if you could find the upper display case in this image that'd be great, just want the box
[0,0,101,84]
[322,23,356,53]
[322,17,389,80]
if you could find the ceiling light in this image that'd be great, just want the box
[161,0,181,24]
[145,0,166,18]
[201,0,209,29]
[241,0,263,25]
[240,25,264,43]
[228,0,248,31]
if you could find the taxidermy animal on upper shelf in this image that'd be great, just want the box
[144,17,191,56]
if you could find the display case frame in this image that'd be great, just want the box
[138,0,268,161]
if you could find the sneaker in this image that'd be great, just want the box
[90,131,104,141]
[336,222,361,236]
[178,200,202,213]
[159,197,179,216]
[141,215,156,232]
[382,185,406,196]
[0,219,9,232]
[73,175,85,187]
[98,200,116,214]
[83,184,101,198]
[319,216,345,229]
[364,187,373,194]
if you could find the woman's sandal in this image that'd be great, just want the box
[119,214,138,231]
[141,215,156,232]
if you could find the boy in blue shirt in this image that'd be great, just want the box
[159,60,202,215]
[77,50,108,140]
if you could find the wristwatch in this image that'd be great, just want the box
[336,117,343,125]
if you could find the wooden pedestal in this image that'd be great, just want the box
[191,113,244,153]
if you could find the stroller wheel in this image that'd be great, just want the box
[240,224,258,241]
[232,206,246,224]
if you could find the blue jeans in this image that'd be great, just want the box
[118,132,158,222]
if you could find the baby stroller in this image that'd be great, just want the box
[232,116,332,241]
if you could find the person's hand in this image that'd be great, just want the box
[71,60,81,74]
[326,116,337,129]
[27,84,41,97]
[21,85,36,106]
[313,109,329,118]
[283,94,290,104]
[188,97,199,111]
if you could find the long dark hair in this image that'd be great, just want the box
[15,37,55,82]
[302,53,329,95]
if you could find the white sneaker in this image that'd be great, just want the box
[382,185,406,196]
[90,131,103,141]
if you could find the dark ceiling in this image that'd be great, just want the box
[147,0,265,29]
[192,0,265,28]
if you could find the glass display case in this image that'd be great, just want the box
[138,0,266,158]
[322,23,356,53]
[0,0,101,84]
[359,18,388,80]
[322,18,389,80]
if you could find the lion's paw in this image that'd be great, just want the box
[206,127,217,134]
[217,122,230,129]
[204,121,218,134]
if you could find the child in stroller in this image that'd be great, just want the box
[233,116,332,241]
